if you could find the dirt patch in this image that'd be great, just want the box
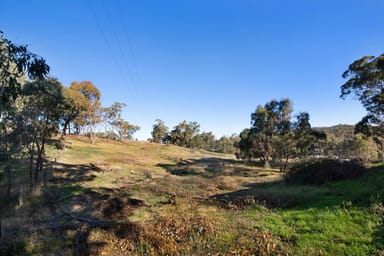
[96,197,145,219]
[213,193,297,210]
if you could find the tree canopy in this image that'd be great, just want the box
[238,99,322,170]
[341,53,384,157]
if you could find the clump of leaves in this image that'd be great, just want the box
[141,214,216,255]
[286,159,366,185]
[223,229,291,256]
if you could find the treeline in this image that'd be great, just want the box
[235,99,383,171]
[150,119,239,154]
[314,125,381,163]
[233,52,384,170]
[235,99,326,171]
[0,33,139,190]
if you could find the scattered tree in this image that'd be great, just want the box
[191,132,216,150]
[341,53,384,159]
[61,86,89,135]
[22,78,64,186]
[70,81,102,143]
[215,134,239,154]
[0,32,50,194]
[250,99,293,167]
[151,119,169,143]
[169,121,200,148]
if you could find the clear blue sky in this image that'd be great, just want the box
[2,0,383,140]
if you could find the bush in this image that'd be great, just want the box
[55,136,66,150]
[286,159,366,185]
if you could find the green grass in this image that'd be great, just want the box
[254,207,382,255]
[236,167,384,255]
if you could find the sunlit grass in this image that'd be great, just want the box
[2,135,384,255]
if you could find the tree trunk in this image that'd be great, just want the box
[5,164,11,201]
[264,153,271,168]
[29,143,35,189]
[34,156,40,184]
[281,154,289,173]
[62,118,70,135]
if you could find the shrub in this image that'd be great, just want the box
[55,136,66,150]
[286,159,366,185]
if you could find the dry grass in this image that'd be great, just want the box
[1,136,287,255]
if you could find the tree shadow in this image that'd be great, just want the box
[158,157,266,178]
[207,166,384,253]
[0,158,147,255]
[210,165,384,210]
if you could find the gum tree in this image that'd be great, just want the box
[341,54,384,158]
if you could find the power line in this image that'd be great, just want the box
[101,0,138,94]
[117,0,142,91]
[86,0,136,96]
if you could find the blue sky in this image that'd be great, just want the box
[1,0,384,140]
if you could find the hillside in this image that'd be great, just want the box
[314,124,355,141]
[1,136,384,255]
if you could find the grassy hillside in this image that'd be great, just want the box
[1,136,384,255]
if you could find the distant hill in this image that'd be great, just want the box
[314,124,355,142]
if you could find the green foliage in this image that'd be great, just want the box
[313,125,381,162]
[286,159,366,185]
[249,98,292,167]
[341,54,384,157]
[169,120,200,148]
[151,119,169,143]
[70,81,102,142]
[191,131,216,150]
[238,99,322,171]
[103,102,140,141]
[0,31,49,105]
[60,86,89,135]
[0,32,50,158]
[215,134,239,154]
[22,78,65,184]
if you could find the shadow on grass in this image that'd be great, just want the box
[158,157,266,178]
[210,164,384,210]
[0,158,146,255]
[208,165,384,254]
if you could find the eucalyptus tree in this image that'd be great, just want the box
[151,119,169,143]
[70,81,102,143]
[250,99,293,167]
[61,86,89,135]
[22,78,64,186]
[341,53,384,158]
[103,102,140,141]
[191,131,216,151]
[0,31,49,160]
[169,121,200,148]
[0,32,50,193]
[0,32,50,236]
[239,99,319,170]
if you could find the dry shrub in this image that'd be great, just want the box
[140,214,216,255]
[225,230,290,256]
[96,213,217,255]
[253,230,290,256]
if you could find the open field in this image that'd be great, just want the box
[1,136,384,255]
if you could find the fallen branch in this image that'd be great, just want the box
[42,211,116,231]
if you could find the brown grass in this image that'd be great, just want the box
[0,135,285,255]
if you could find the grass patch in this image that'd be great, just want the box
[256,207,382,255]
[2,136,384,255]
